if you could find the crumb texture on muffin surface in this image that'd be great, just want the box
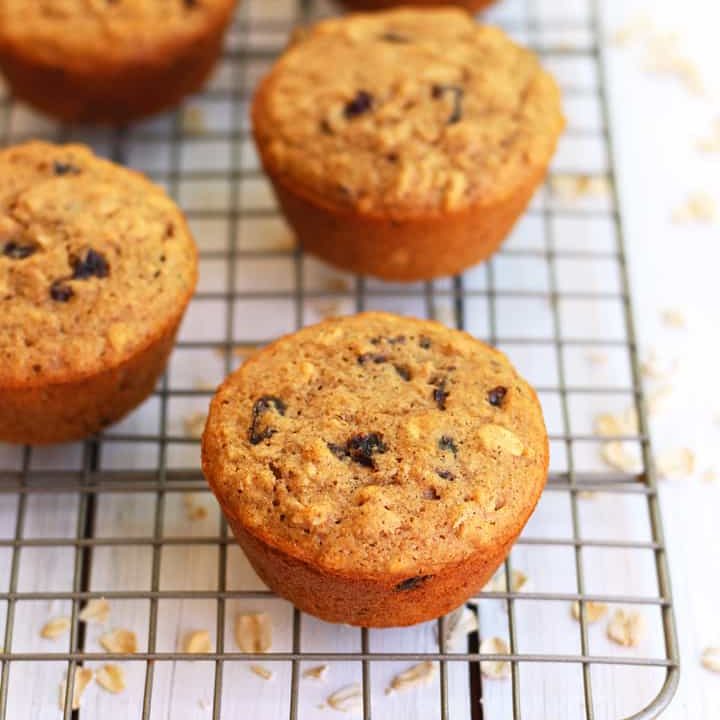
[0,141,197,388]
[203,312,548,578]
[0,0,235,68]
[0,0,238,122]
[253,8,564,216]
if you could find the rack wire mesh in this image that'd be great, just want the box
[0,0,679,718]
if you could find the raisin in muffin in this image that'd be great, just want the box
[0,0,238,123]
[252,8,564,282]
[202,312,548,627]
[0,142,197,444]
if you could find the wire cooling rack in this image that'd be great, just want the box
[0,0,679,718]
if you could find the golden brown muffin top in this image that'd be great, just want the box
[253,8,564,217]
[0,142,197,387]
[0,0,237,68]
[203,313,548,577]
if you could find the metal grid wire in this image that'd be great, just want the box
[0,0,679,718]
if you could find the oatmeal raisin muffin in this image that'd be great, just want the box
[0,0,238,123]
[0,142,197,444]
[202,312,548,627]
[252,8,564,281]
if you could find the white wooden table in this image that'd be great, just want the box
[0,0,717,718]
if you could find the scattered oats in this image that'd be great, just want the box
[325,276,351,292]
[96,664,126,694]
[594,407,638,437]
[303,664,329,680]
[198,696,212,711]
[640,350,678,381]
[577,490,597,500]
[41,616,71,639]
[183,630,211,654]
[479,637,511,679]
[702,468,718,483]
[672,192,716,223]
[231,344,262,361]
[250,664,274,680]
[310,299,344,320]
[79,598,110,624]
[610,13,652,46]
[183,411,207,439]
[326,683,362,712]
[600,441,641,473]
[181,105,207,135]
[100,629,138,654]
[585,350,608,366]
[183,493,209,521]
[235,612,272,653]
[701,647,720,673]
[385,661,436,694]
[647,385,673,417]
[697,119,720,153]
[551,174,611,201]
[486,569,532,593]
[655,447,695,479]
[640,30,703,94]
[661,308,686,329]
[607,609,645,647]
[59,667,94,711]
[439,606,478,648]
[571,601,608,623]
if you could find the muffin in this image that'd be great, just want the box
[252,8,564,282]
[202,312,548,627]
[0,142,197,444]
[0,0,238,124]
[341,0,496,12]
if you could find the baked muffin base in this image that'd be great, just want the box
[225,510,523,627]
[0,11,233,123]
[264,163,547,281]
[0,317,181,445]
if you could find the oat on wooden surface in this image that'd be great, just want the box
[571,601,608,623]
[655,447,696,479]
[235,612,272,653]
[479,637,511,679]
[385,661,436,694]
[183,630,212,654]
[78,598,110,624]
[40,616,71,639]
[99,629,138,654]
[601,441,641,473]
[486,569,531,593]
[250,665,274,680]
[607,609,645,647]
[326,683,362,712]
[303,664,329,680]
[96,664,126,694]
[701,647,720,673]
[59,667,94,711]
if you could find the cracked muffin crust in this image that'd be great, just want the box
[202,312,548,626]
[0,141,197,443]
[0,0,238,123]
[252,8,564,281]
